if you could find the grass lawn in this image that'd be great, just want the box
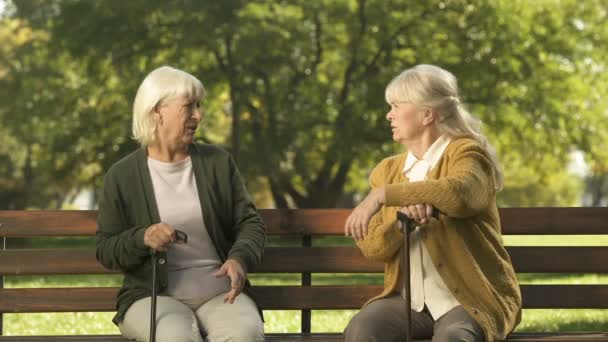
[3,235,608,335]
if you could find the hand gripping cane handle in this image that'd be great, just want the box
[396,207,440,233]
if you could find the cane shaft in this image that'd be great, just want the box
[150,253,157,342]
[401,215,413,342]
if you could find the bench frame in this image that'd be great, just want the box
[1,208,608,341]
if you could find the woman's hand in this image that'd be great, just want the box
[143,223,183,252]
[214,259,246,304]
[399,203,434,225]
[345,187,386,241]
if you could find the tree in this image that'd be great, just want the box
[1,0,606,209]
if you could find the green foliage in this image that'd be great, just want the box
[0,0,606,208]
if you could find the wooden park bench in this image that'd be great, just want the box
[1,208,608,341]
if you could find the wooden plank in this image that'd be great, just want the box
[0,335,343,342]
[0,286,382,312]
[506,333,608,341]
[0,288,118,312]
[264,208,608,235]
[3,246,608,276]
[0,337,130,342]
[2,285,608,313]
[499,207,608,235]
[520,285,608,308]
[0,334,352,342]
[260,209,348,235]
[0,211,97,237]
[508,246,608,273]
[250,286,382,310]
[0,333,607,342]
[255,247,378,273]
[0,249,115,275]
[258,246,608,274]
[2,208,608,238]
[266,336,344,342]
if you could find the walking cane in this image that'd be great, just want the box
[397,208,439,342]
[150,230,188,342]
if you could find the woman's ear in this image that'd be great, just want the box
[153,106,163,125]
[422,108,437,126]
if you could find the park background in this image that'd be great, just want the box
[0,0,607,336]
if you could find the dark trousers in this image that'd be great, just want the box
[343,294,484,342]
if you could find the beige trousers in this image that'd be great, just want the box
[119,293,264,342]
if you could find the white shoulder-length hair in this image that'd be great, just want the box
[132,66,206,146]
[385,64,504,191]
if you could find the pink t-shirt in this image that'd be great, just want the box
[148,156,230,309]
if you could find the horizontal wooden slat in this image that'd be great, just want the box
[0,286,381,312]
[506,333,608,341]
[1,285,608,313]
[0,249,114,275]
[521,285,608,308]
[0,333,607,342]
[267,208,608,235]
[2,208,608,238]
[0,334,354,342]
[0,288,118,312]
[0,211,97,237]
[258,246,608,274]
[251,285,382,309]
[254,247,378,273]
[508,246,608,273]
[3,246,608,276]
[499,207,608,235]
[260,209,349,235]
[0,209,352,237]
[264,335,344,342]
[262,208,608,235]
[0,336,131,342]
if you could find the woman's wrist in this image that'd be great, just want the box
[374,187,386,206]
[364,187,385,213]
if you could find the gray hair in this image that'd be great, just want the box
[385,64,503,190]
[132,66,206,146]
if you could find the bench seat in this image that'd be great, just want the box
[1,332,608,341]
[1,208,608,341]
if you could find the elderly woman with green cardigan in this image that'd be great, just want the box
[96,66,266,342]
[344,65,521,342]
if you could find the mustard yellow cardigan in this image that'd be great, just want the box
[357,136,521,341]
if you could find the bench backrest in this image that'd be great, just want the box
[1,208,608,334]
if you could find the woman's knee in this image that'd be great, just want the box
[432,324,483,342]
[344,312,381,342]
[155,312,204,342]
[157,328,202,342]
[199,293,264,342]
[433,306,484,342]
[120,296,204,342]
[206,316,264,342]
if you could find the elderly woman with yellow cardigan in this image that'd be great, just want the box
[344,65,521,342]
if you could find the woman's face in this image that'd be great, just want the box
[155,95,202,149]
[386,101,425,144]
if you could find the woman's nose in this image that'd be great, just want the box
[193,108,203,121]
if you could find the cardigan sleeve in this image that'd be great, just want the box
[95,168,150,271]
[384,142,495,218]
[225,155,267,273]
[357,160,404,262]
